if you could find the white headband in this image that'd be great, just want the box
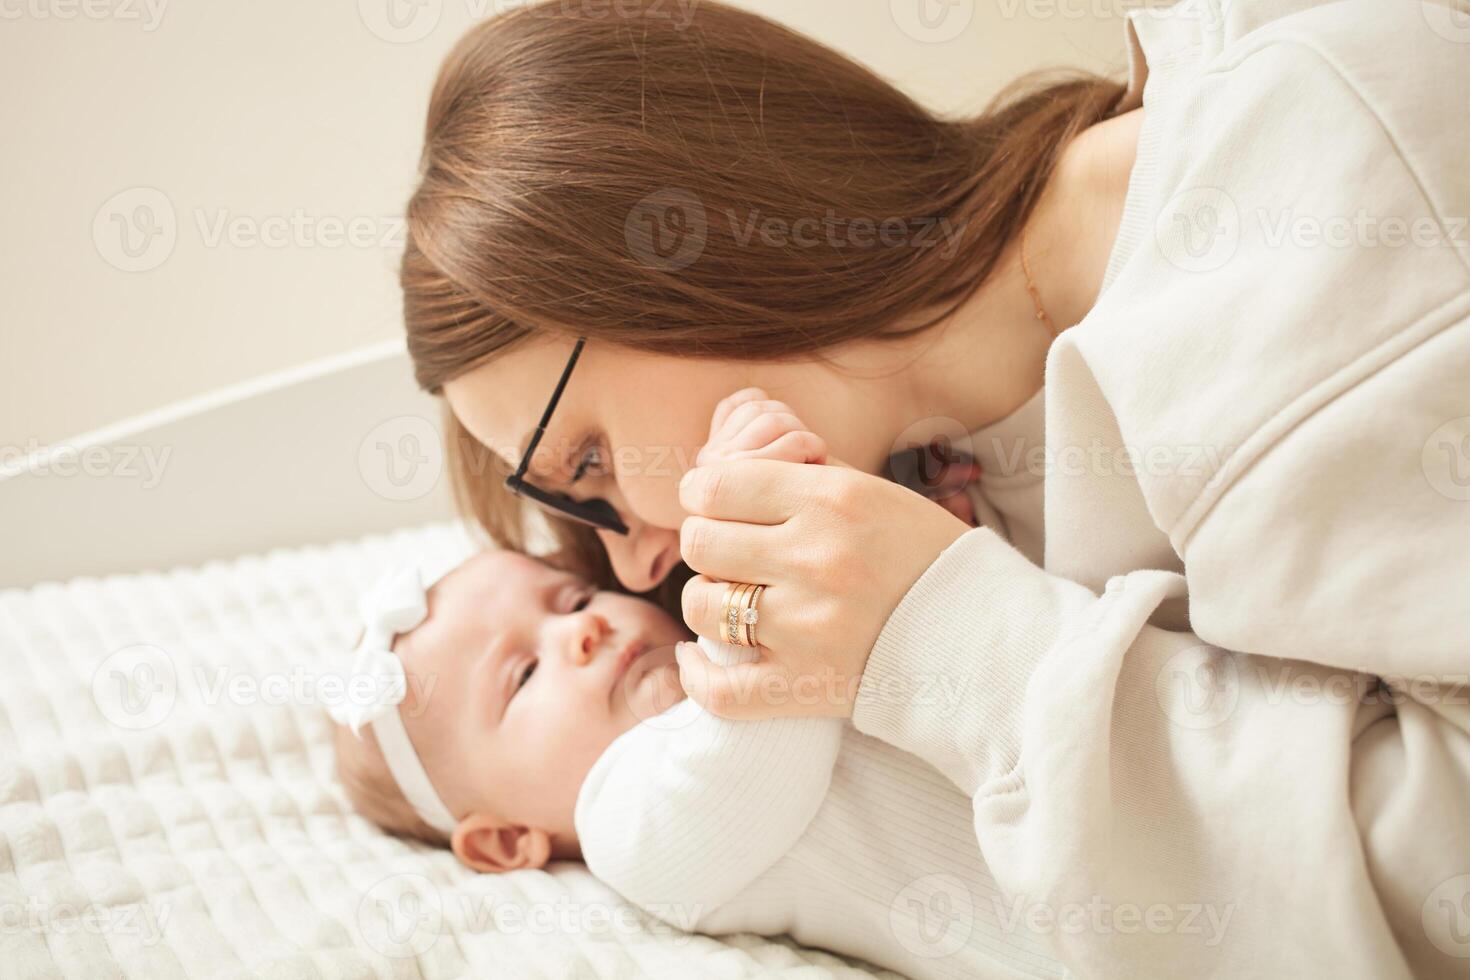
[329,563,458,837]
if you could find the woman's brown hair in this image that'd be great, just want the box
[401,0,1124,611]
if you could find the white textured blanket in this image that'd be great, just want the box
[0,523,897,979]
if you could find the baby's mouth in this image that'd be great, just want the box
[611,639,646,690]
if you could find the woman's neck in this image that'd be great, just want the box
[885,107,1145,446]
[752,108,1143,474]
[1022,107,1145,336]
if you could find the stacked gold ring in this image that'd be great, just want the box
[720,581,765,647]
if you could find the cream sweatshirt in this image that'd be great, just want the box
[575,393,1068,980]
[852,0,1470,978]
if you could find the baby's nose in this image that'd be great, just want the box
[569,612,610,666]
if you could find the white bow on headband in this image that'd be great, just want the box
[329,563,458,837]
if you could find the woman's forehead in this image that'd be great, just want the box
[446,339,586,463]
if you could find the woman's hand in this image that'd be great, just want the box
[674,459,972,720]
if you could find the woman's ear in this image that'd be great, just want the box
[450,813,552,873]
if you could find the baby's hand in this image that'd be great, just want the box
[696,388,827,467]
[890,440,983,528]
[934,457,980,527]
[694,388,981,528]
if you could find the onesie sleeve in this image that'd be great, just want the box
[574,635,844,926]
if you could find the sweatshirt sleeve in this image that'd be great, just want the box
[574,636,843,927]
[851,528,1442,977]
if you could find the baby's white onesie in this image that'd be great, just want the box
[574,635,1066,980]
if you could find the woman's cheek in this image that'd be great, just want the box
[618,470,689,531]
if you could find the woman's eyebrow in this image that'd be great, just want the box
[514,428,574,487]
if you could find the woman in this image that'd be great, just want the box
[399,0,1470,976]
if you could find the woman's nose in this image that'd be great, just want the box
[587,480,682,592]
[598,523,679,593]
[566,611,610,667]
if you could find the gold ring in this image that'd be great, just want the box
[721,581,748,646]
[721,580,764,647]
[742,584,765,647]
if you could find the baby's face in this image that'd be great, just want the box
[396,550,690,838]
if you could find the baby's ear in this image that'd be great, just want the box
[451,813,551,873]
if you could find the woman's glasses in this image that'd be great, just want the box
[502,337,630,536]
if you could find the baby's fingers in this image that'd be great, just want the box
[708,387,769,442]
[699,428,827,466]
[740,430,827,465]
[725,412,804,452]
[713,399,799,446]
[936,489,977,527]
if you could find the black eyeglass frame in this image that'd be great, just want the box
[502,337,630,536]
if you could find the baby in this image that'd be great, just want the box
[332,400,1061,980]
[332,547,693,863]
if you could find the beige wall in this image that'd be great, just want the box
[1,0,1128,452]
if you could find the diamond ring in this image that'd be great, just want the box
[720,581,766,647]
